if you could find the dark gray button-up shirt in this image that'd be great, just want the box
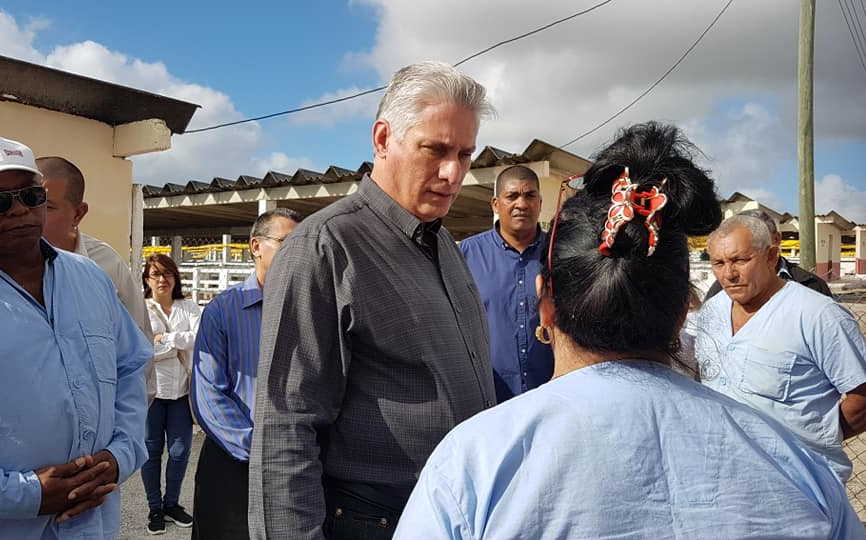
[249,175,496,539]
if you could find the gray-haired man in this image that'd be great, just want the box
[249,62,497,540]
[704,209,831,300]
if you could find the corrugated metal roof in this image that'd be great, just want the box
[143,141,584,199]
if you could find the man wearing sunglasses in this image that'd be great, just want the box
[37,156,157,405]
[0,136,152,538]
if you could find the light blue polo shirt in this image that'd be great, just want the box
[695,281,866,482]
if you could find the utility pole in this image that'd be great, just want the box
[797,0,816,271]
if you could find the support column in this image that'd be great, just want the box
[814,221,832,280]
[855,226,866,276]
[222,234,232,264]
[171,235,183,262]
[150,236,160,247]
[130,184,144,268]
[258,199,277,215]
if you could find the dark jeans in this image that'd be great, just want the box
[192,437,250,540]
[323,483,401,540]
[141,396,193,511]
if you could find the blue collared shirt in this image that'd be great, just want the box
[395,361,862,539]
[0,241,151,540]
[460,225,553,402]
[696,281,866,483]
[191,272,263,461]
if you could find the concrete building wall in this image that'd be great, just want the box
[815,222,841,280]
[1,101,133,257]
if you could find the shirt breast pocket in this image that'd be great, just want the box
[737,346,794,402]
[81,321,118,383]
[80,321,118,446]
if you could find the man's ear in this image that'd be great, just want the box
[249,237,261,259]
[490,196,499,215]
[372,119,390,158]
[72,202,89,228]
[767,244,780,266]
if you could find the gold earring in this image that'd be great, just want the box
[535,325,552,344]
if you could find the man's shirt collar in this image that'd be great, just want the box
[492,222,545,252]
[241,271,263,309]
[360,175,440,241]
[40,238,59,262]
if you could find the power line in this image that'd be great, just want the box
[839,0,866,76]
[184,0,615,135]
[845,0,866,58]
[850,0,866,50]
[559,0,735,149]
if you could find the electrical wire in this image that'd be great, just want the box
[839,0,866,71]
[184,0,615,134]
[559,0,735,149]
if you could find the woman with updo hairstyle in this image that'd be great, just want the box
[394,123,860,539]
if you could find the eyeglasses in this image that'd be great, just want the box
[148,272,172,281]
[258,235,287,244]
[0,185,47,214]
[546,174,584,297]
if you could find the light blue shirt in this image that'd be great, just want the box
[395,361,862,539]
[0,241,151,539]
[695,280,866,483]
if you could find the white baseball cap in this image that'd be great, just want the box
[0,137,42,178]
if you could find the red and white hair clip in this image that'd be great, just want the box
[599,167,668,257]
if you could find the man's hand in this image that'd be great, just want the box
[153,333,165,344]
[37,456,110,515]
[56,450,120,522]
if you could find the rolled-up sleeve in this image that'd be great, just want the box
[0,469,42,519]
[248,229,351,540]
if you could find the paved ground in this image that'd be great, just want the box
[118,431,204,539]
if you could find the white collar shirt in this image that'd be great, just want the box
[146,298,201,400]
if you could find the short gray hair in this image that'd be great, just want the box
[708,215,773,252]
[250,208,302,239]
[738,209,779,237]
[376,61,495,140]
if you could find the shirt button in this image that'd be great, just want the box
[519,301,524,307]
[520,324,524,329]
[518,280,523,285]
[82,429,93,440]
[521,348,526,354]
[523,372,528,377]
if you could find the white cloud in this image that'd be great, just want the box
[288,86,381,127]
[249,152,316,176]
[0,11,310,186]
[816,174,866,224]
[682,102,787,210]
[345,0,863,146]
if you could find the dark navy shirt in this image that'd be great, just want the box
[460,225,553,402]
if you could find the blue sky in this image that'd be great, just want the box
[1,1,864,221]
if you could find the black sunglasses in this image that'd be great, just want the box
[0,185,47,214]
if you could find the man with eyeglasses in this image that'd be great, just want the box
[0,136,151,538]
[191,207,300,539]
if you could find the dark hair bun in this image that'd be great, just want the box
[543,121,722,358]
[582,122,721,237]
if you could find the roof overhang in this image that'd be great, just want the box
[0,55,199,134]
